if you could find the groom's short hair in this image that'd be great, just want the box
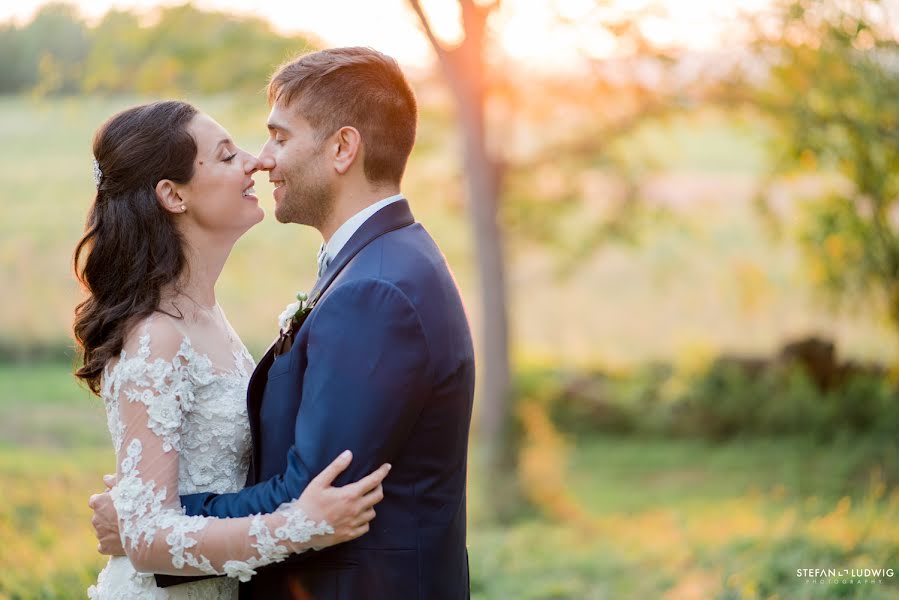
[268,47,417,186]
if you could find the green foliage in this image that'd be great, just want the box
[0,3,315,96]
[526,358,899,445]
[719,535,899,599]
[0,25,34,92]
[676,362,898,440]
[678,362,819,438]
[751,0,899,332]
[0,3,90,95]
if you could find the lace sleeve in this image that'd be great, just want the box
[106,317,332,581]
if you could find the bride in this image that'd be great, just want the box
[73,100,389,599]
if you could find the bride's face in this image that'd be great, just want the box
[176,113,264,235]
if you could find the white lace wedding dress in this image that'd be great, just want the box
[88,310,327,599]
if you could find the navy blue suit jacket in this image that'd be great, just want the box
[157,200,475,599]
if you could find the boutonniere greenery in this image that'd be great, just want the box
[278,291,313,332]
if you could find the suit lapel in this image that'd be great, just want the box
[244,198,416,482]
[245,344,275,483]
[308,199,415,305]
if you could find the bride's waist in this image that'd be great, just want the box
[179,482,245,495]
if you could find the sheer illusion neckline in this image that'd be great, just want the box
[104,314,254,385]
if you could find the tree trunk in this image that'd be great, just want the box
[454,78,515,511]
[408,0,522,520]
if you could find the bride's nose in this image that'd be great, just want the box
[243,152,262,174]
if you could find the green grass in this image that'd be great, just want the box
[0,364,105,449]
[0,363,86,405]
[465,431,899,599]
[1,363,897,599]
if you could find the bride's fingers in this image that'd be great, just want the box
[345,463,391,496]
[103,474,116,490]
[352,508,376,527]
[310,450,353,489]
[359,484,384,509]
[349,523,370,539]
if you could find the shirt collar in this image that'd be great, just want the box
[324,194,405,262]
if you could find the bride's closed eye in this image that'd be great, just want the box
[223,152,238,162]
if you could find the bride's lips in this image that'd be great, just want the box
[242,181,258,202]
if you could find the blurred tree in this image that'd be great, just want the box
[130,5,312,95]
[407,0,694,519]
[15,3,90,95]
[1,3,316,96]
[408,0,519,518]
[740,0,899,339]
[81,10,146,93]
[0,25,31,92]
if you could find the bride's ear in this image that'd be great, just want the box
[155,179,187,214]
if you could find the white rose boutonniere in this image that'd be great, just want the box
[278,292,313,332]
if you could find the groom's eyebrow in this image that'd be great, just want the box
[267,121,290,134]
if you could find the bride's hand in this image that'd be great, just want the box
[291,450,390,548]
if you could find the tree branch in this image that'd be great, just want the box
[407,0,449,60]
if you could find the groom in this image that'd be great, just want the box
[91,47,475,599]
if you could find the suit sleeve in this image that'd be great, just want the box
[178,278,430,519]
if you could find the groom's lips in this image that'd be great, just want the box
[271,180,285,202]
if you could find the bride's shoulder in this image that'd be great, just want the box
[120,312,189,361]
[102,313,191,394]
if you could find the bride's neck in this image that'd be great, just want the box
[163,229,235,311]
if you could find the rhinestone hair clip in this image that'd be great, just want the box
[92,159,102,188]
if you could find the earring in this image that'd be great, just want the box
[180,205,187,212]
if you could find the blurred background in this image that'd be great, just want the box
[1,0,898,598]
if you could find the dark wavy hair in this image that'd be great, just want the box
[73,100,199,394]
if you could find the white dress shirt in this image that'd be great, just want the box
[317,194,405,275]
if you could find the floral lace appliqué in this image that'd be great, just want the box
[90,316,332,598]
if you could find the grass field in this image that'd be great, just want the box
[1,364,898,599]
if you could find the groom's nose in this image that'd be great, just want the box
[257,141,276,171]
[258,155,276,171]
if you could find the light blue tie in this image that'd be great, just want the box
[316,243,330,279]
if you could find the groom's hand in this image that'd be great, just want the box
[88,474,124,556]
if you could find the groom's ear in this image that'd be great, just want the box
[332,126,361,175]
[155,179,184,214]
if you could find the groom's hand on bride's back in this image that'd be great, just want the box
[88,474,124,556]
[293,450,391,547]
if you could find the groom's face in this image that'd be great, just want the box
[260,102,335,227]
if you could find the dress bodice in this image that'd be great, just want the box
[100,322,255,496]
[88,312,331,600]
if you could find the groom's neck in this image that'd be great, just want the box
[320,184,400,243]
